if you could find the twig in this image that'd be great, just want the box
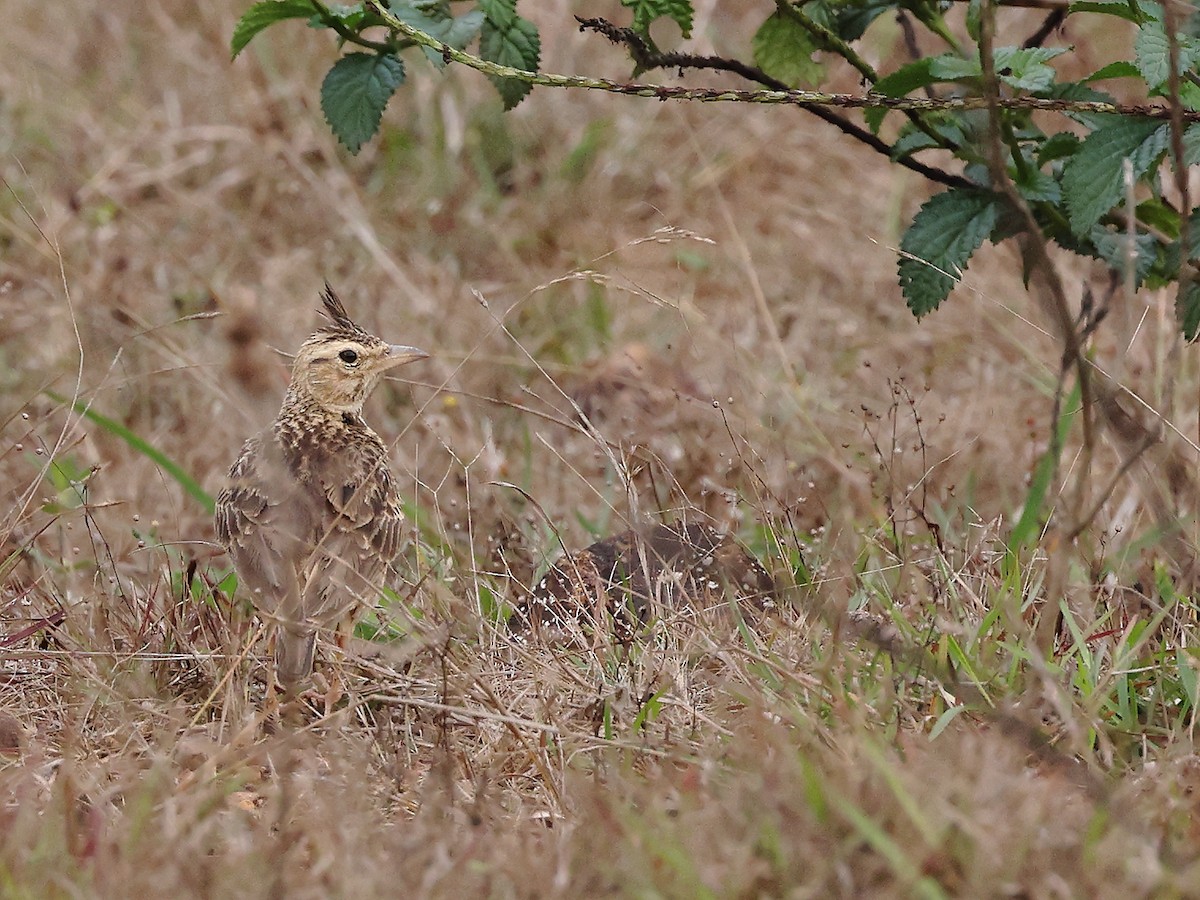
[1022,10,1065,49]
[363,2,1200,123]
[576,15,970,190]
[1066,431,1158,541]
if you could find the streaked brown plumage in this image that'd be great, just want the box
[513,523,777,643]
[214,285,427,689]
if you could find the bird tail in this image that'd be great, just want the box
[275,625,317,688]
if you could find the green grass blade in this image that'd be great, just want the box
[47,391,215,514]
[1008,379,1082,557]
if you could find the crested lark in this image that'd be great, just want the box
[215,285,427,690]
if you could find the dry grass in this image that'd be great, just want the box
[3,1,1200,896]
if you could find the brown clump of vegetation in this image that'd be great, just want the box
[2,1,1199,896]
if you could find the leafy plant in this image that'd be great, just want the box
[232,0,539,153]
[233,0,1200,337]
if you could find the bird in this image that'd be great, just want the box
[215,284,428,694]
[513,522,777,643]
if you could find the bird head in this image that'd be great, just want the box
[289,284,428,415]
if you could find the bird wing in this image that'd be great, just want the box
[303,441,406,626]
[214,434,308,619]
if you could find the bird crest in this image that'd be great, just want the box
[317,282,372,342]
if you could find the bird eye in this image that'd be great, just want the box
[338,348,359,365]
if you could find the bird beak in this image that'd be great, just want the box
[382,344,429,369]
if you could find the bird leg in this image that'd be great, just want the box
[321,625,355,716]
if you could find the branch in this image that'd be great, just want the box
[1021,10,1065,50]
[575,16,971,190]
[363,2,1200,124]
[310,0,397,54]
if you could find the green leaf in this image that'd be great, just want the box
[872,58,937,98]
[966,0,982,41]
[479,10,541,110]
[1178,280,1200,340]
[319,3,375,29]
[927,47,1067,92]
[1089,224,1158,286]
[898,189,1000,318]
[867,59,936,132]
[46,392,215,514]
[1067,0,1144,22]
[1061,118,1167,235]
[320,52,405,154]
[890,129,941,158]
[231,0,316,59]
[1008,380,1079,554]
[752,11,823,89]
[1016,170,1061,204]
[1135,22,1200,88]
[1037,131,1081,165]
[390,2,483,68]
[1180,80,1200,111]
[620,0,694,38]
[833,0,892,41]
[927,53,979,81]
[1047,81,1119,129]
[1186,123,1200,165]
[1162,209,1200,276]
[1136,197,1182,237]
[1135,23,1172,87]
[1084,60,1142,82]
[477,0,516,29]
[1177,649,1198,710]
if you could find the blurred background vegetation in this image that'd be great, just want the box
[1,1,1199,895]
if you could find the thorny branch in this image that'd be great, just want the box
[575,16,972,191]
[364,1,1200,122]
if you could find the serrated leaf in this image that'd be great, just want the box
[1061,118,1167,235]
[1136,23,1172,87]
[991,46,1070,92]
[231,0,316,59]
[1067,0,1144,22]
[478,0,516,30]
[1135,22,1200,89]
[320,52,405,154]
[833,0,892,41]
[1016,170,1062,203]
[872,58,937,97]
[1162,209,1200,272]
[390,2,483,68]
[621,0,695,38]
[1084,60,1142,82]
[1047,81,1118,129]
[867,59,936,132]
[1180,80,1200,111]
[1037,131,1081,165]
[890,129,941,158]
[321,3,372,29]
[801,0,837,31]
[966,0,982,41]
[1137,197,1181,237]
[1178,280,1200,340]
[480,14,540,110]
[1185,123,1200,164]
[927,47,1067,92]
[928,54,979,81]
[752,11,822,89]
[1089,224,1157,285]
[898,189,1000,318]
